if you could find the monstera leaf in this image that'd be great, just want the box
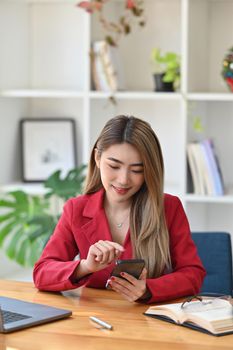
[0,191,57,266]
[0,165,86,266]
[44,165,87,201]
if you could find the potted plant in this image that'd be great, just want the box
[151,48,181,92]
[0,165,86,267]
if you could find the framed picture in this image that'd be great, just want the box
[20,118,77,182]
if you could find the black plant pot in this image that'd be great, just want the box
[153,73,174,92]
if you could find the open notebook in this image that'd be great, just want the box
[0,296,72,333]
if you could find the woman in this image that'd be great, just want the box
[33,115,205,303]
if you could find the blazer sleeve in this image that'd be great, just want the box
[145,196,206,303]
[33,199,91,291]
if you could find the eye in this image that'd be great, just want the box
[132,169,143,174]
[109,164,119,170]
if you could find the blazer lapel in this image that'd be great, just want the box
[80,189,112,245]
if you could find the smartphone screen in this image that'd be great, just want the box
[106,259,145,289]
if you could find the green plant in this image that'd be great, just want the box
[0,165,86,267]
[151,48,181,88]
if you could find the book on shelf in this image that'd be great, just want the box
[187,139,224,196]
[196,142,215,195]
[91,40,125,92]
[187,142,205,195]
[199,142,216,195]
[144,297,233,336]
[201,139,224,196]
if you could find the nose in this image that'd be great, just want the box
[117,168,129,186]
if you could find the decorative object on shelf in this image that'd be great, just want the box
[77,0,146,46]
[192,116,204,133]
[91,40,118,92]
[187,101,204,133]
[222,46,233,92]
[151,48,180,92]
[0,165,86,267]
[20,118,77,182]
[90,40,125,94]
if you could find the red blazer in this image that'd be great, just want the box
[33,189,206,303]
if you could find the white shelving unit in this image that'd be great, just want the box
[0,0,233,246]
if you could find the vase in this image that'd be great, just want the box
[153,73,174,92]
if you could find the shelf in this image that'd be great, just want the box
[0,89,85,98]
[89,91,182,100]
[0,183,48,195]
[0,89,182,101]
[187,93,233,101]
[2,90,232,102]
[185,194,233,204]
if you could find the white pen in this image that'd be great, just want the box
[89,316,113,330]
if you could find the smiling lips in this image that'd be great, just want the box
[112,185,130,195]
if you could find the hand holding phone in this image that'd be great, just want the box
[106,259,145,289]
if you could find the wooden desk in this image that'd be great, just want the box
[0,279,232,350]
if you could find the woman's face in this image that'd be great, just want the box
[95,143,144,205]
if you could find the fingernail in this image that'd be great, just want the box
[120,272,125,277]
[111,276,116,281]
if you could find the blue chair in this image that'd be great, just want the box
[192,232,233,296]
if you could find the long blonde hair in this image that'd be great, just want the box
[84,115,171,278]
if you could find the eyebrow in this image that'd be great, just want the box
[107,157,143,167]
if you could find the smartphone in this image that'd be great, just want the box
[106,259,145,289]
